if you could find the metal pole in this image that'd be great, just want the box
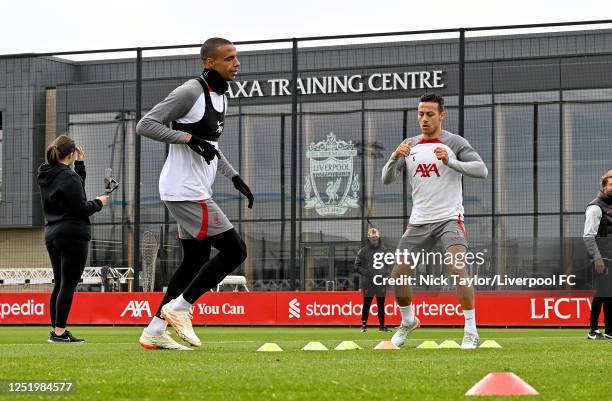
[133,48,142,290]
[289,39,298,291]
[360,99,366,240]
[533,104,539,237]
[280,114,286,277]
[458,28,465,137]
[532,103,539,277]
[402,109,409,229]
[559,59,565,274]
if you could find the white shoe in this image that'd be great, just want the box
[391,316,420,347]
[161,301,202,347]
[461,331,479,349]
[139,329,192,351]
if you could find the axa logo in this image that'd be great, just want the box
[120,300,152,318]
[414,163,440,177]
[288,298,301,319]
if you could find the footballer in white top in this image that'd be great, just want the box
[382,93,488,349]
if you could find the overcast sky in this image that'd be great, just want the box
[1,0,611,55]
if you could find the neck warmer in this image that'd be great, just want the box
[202,69,229,95]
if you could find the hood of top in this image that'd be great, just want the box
[37,163,70,187]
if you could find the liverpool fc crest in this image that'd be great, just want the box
[304,133,360,216]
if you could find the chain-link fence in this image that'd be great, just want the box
[1,20,611,292]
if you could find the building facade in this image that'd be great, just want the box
[1,28,611,291]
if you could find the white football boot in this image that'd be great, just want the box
[160,301,202,347]
[139,329,192,351]
[391,316,420,347]
[461,331,480,349]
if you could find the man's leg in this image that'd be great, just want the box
[444,245,476,322]
[603,297,612,337]
[180,229,247,302]
[144,239,211,337]
[376,293,387,329]
[439,219,478,348]
[390,226,429,346]
[361,294,374,331]
[390,261,419,346]
[589,296,604,335]
[162,229,247,347]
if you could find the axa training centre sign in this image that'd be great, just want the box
[304,133,360,217]
[227,70,444,98]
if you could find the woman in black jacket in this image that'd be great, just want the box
[37,135,108,343]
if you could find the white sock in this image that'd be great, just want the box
[399,304,415,326]
[171,294,192,312]
[144,316,167,336]
[464,309,477,334]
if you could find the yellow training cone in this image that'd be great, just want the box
[257,343,283,352]
[334,341,362,350]
[479,340,502,349]
[302,341,328,351]
[416,341,440,349]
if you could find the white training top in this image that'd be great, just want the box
[136,78,238,202]
[382,130,488,225]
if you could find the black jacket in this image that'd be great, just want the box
[37,160,103,242]
[355,242,392,293]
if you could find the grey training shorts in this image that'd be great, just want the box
[164,198,233,240]
[396,218,469,262]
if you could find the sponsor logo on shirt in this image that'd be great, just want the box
[413,163,440,178]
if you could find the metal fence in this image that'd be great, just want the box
[1,20,611,291]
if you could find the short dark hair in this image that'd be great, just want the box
[200,37,233,60]
[419,93,445,112]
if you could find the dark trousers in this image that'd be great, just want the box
[155,229,247,318]
[590,296,612,334]
[361,292,386,326]
[590,271,612,334]
[46,238,89,328]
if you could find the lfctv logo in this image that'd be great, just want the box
[530,297,592,320]
[0,300,45,319]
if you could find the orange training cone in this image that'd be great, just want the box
[374,341,400,350]
[466,372,539,396]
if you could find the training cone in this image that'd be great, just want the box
[439,340,461,349]
[374,341,400,350]
[302,341,328,351]
[416,340,440,349]
[466,372,539,396]
[334,341,362,350]
[257,343,283,352]
[479,340,502,349]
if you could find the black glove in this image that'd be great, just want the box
[187,136,220,164]
[232,175,254,208]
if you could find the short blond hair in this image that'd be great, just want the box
[602,170,612,188]
[367,228,380,237]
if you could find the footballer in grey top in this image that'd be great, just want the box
[382,130,487,225]
[136,76,238,201]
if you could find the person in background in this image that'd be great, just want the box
[38,135,108,343]
[583,169,612,340]
[355,228,392,332]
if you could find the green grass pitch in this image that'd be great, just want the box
[0,326,610,401]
